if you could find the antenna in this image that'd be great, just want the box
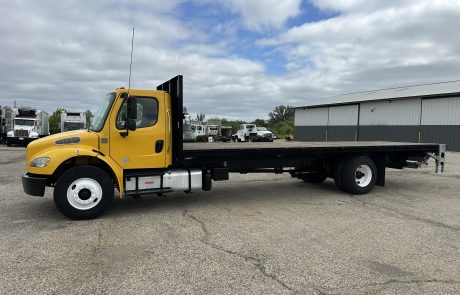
[127,27,135,96]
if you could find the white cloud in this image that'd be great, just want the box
[261,0,460,94]
[220,0,302,31]
[1,0,460,121]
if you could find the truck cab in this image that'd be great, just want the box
[61,110,87,132]
[7,108,49,146]
[22,77,186,219]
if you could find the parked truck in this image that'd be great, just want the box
[22,76,445,219]
[234,124,274,142]
[61,110,86,132]
[0,106,14,143]
[7,107,49,146]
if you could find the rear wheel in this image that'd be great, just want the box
[342,156,377,195]
[333,158,347,191]
[54,165,114,220]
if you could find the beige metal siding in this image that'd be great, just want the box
[328,105,359,126]
[421,97,460,125]
[359,98,421,126]
[294,107,328,126]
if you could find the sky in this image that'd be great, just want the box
[1,0,460,121]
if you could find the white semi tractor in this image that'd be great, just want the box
[60,110,86,132]
[6,107,49,146]
[0,106,14,143]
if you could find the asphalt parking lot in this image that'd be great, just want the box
[0,145,459,294]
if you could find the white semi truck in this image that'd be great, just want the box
[6,107,49,146]
[0,106,14,143]
[60,110,86,132]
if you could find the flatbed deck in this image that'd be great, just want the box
[184,141,439,151]
[182,141,442,171]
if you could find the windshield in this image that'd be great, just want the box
[257,127,267,131]
[64,122,85,131]
[15,119,35,126]
[90,93,115,132]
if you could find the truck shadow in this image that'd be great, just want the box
[106,178,350,218]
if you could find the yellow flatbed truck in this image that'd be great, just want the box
[22,76,446,219]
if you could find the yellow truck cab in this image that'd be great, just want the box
[22,76,446,220]
[23,77,183,219]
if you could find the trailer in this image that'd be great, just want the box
[22,76,445,219]
[61,110,86,132]
[0,106,14,143]
[7,107,49,146]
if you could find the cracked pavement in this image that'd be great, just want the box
[0,146,459,294]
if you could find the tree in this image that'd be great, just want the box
[268,105,295,139]
[85,110,93,127]
[222,118,247,133]
[196,112,206,123]
[49,108,65,134]
[183,106,189,115]
[268,105,294,123]
[252,119,267,127]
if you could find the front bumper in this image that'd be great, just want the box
[8,137,37,145]
[22,173,47,197]
[256,136,273,142]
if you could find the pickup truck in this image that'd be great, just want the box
[22,76,446,219]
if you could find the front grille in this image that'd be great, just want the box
[14,129,29,137]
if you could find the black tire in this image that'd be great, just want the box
[333,158,347,191]
[342,156,377,195]
[54,165,114,220]
[301,171,328,184]
[6,140,11,147]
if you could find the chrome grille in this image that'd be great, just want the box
[14,129,29,137]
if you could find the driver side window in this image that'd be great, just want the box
[116,96,158,130]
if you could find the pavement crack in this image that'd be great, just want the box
[347,196,460,232]
[183,210,296,293]
[91,225,103,259]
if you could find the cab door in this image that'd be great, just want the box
[109,92,167,169]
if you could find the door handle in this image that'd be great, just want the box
[155,140,164,153]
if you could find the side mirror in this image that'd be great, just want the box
[127,96,137,120]
[127,119,136,131]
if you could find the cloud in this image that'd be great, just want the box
[261,0,460,93]
[0,0,459,121]
[219,0,302,31]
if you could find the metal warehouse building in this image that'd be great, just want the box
[294,80,460,151]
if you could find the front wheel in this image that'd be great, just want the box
[54,166,114,220]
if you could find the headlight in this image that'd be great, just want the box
[30,157,50,168]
